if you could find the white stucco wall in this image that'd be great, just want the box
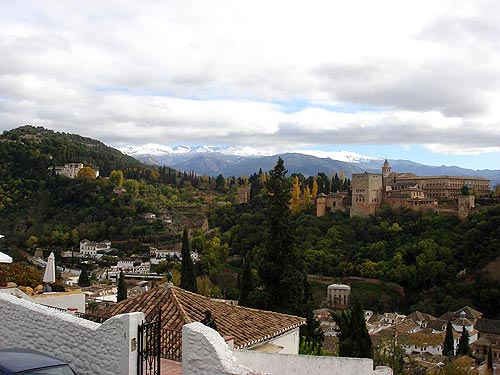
[0,287,86,312]
[182,322,392,375]
[31,292,86,312]
[235,350,376,375]
[0,293,143,375]
[265,328,300,354]
[182,322,266,375]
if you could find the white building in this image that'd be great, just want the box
[50,163,100,179]
[149,247,181,259]
[327,283,351,309]
[80,239,111,258]
[116,260,134,270]
[133,262,151,274]
[0,286,86,313]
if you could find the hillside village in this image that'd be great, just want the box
[2,0,500,373]
[1,127,500,375]
[315,286,500,374]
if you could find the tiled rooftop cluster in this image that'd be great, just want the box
[104,283,306,349]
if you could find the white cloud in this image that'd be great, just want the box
[1,0,500,158]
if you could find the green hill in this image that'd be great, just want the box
[0,125,144,179]
[0,125,216,251]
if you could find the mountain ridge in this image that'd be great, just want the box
[120,143,500,186]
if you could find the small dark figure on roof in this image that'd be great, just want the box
[51,283,66,292]
[40,282,52,293]
[201,310,217,331]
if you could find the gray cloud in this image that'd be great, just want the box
[315,59,496,117]
[0,1,500,158]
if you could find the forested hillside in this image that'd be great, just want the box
[1,125,499,321]
[212,190,500,319]
[0,125,144,179]
[0,126,229,250]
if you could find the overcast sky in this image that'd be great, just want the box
[1,1,500,169]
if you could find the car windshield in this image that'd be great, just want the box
[17,365,76,375]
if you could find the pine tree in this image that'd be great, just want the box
[443,321,455,357]
[117,271,127,302]
[77,266,90,287]
[180,228,197,292]
[456,326,470,356]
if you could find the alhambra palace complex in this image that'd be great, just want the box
[317,159,491,219]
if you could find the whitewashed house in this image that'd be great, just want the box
[80,239,111,258]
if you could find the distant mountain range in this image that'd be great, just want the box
[120,144,500,186]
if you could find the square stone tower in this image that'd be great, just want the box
[350,173,383,217]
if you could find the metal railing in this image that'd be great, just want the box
[138,314,161,375]
[39,304,109,323]
[75,311,109,323]
[160,328,182,362]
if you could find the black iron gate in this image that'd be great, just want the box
[137,312,161,375]
[161,328,182,361]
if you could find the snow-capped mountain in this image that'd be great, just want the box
[118,143,499,186]
[117,144,384,178]
[293,150,380,163]
[119,143,376,162]
[119,144,277,157]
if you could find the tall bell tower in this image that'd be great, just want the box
[382,158,391,199]
[382,158,391,178]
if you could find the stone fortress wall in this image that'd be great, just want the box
[317,159,490,219]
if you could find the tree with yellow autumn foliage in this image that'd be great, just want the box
[77,166,97,180]
[290,176,302,214]
[311,179,318,198]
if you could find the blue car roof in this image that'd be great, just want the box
[0,348,69,374]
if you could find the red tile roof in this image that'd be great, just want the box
[104,284,306,349]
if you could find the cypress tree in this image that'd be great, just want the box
[180,228,197,292]
[257,157,306,315]
[487,346,493,372]
[443,321,455,357]
[456,325,470,356]
[117,271,127,302]
[238,254,252,307]
[335,300,373,358]
[77,266,90,287]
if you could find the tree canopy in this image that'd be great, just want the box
[78,267,90,287]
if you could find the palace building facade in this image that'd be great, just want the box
[317,159,490,219]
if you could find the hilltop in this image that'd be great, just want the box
[0,125,225,251]
[0,125,144,179]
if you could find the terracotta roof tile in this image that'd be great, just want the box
[455,306,482,319]
[476,318,500,335]
[104,284,306,348]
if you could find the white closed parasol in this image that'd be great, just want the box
[0,251,12,263]
[43,252,56,283]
